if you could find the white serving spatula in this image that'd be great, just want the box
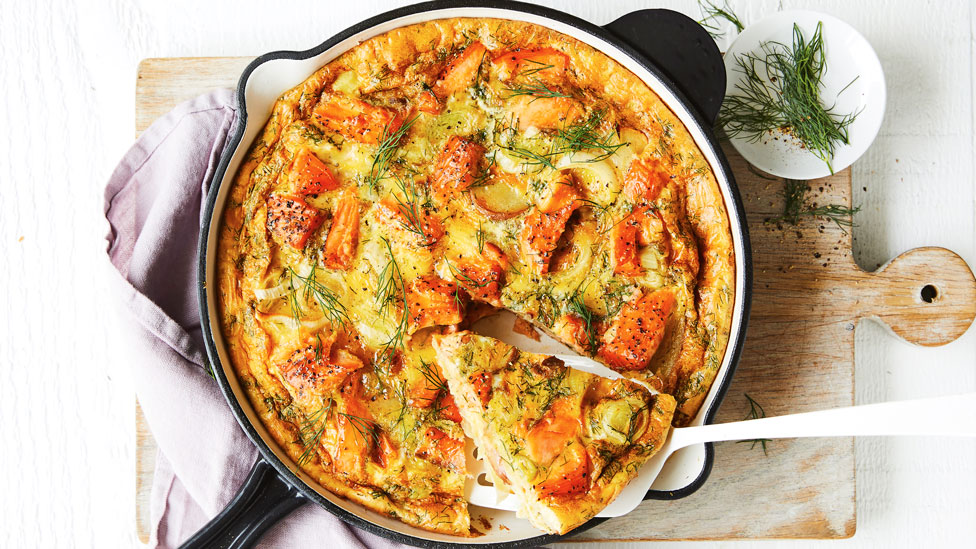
[465,369,976,516]
[464,313,976,517]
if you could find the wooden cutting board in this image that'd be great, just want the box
[133,57,976,543]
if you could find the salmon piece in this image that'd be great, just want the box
[492,47,569,82]
[416,89,442,115]
[374,199,443,246]
[373,431,399,469]
[520,204,576,274]
[407,358,446,408]
[555,314,593,353]
[452,242,508,305]
[623,158,669,207]
[323,189,360,270]
[266,194,325,249]
[432,41,487,98]
[326,377,374,480]
[526,399,580,465]
[535,171,580,214]
[599,289,676,371]
[415,426,465,472]
[438,392,463,423]
[280,345,363,397]
[535,441,590,501]
[291,149,340,195]
[431,136,485,204]
[611,216,643,276]
[469,371,493,409]
[312,94,402,145]
[507,96,581,130]
[405,275,463,334]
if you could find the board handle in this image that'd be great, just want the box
[855,247,976,346]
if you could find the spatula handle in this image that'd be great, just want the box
[673,393,976,448]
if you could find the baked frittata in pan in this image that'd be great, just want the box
[216,18,735,535]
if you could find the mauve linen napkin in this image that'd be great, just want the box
[104,89,402,549]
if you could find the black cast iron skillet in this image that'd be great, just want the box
[188,1,752,547]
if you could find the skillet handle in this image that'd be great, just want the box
[603,9,726,125]
[179,458,307,549]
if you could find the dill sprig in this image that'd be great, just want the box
[502,145,557,171]
[297,400,334,467]
[697,0,745,39]
[737,393,770,455]
[391,172,435,246]
[768,179,860,233]
[718,22,861,173]
[504,79,572,101]
[287,265,349,327]
[568,285,599,355]
[552,109,628,162]
[519,60,555,78]
[366,116,418,190]
[418,359,448,398]
[501,110,626,171]
[375,237,409,360]
[445,259,490,309]
[338,411,380,450]
[475,222,487,254]
[503,60,572,101]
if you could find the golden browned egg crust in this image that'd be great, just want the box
[216,18,735,535]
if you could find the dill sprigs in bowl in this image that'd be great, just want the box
[717,11,885,179]
[720,22,859,172]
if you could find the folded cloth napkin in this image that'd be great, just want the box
[105,89,401,549]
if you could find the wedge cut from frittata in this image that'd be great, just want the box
[432,331,675,534]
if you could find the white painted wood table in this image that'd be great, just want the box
[1,1,973,548]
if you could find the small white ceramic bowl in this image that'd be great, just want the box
[722,10,886,179]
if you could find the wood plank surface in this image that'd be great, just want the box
[132,57,976,544]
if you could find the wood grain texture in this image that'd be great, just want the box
[132,57,976,543]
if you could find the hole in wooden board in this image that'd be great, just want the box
[472,446,480,459]
[477,472,494,487]
[921,284,939,303]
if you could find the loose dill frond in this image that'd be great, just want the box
[718,22,861,172]
[697,0,745,39]
[375,237,409,360]
[768,179,860,233]
[504,79,572,101]
[445,260,491,309]
[519,60,554,78]
[737,393,770,455]
[338,411,380,449]
[287,265,349,327]
[568,285,598,355]
[418,359,448,397]
[475,222,487,254]
[390,379,411,438]
[552,109,628,162]
[501,145,557,171]
[391,172,435,246]
[798,203,862,231]
[365,116,418,190]
[297,400,334,467]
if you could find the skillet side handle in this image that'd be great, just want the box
[179,458,307,549]
[603,9,726,125]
